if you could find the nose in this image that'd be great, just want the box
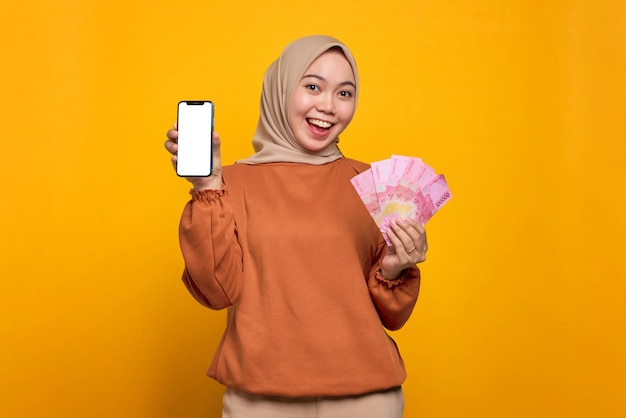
[317,93,336,114]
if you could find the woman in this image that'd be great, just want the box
[165,35,428,418]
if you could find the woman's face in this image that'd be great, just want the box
[288,49,356,153]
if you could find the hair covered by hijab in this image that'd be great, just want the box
[238,35,359,165]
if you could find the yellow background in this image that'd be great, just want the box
[2,1,625,417]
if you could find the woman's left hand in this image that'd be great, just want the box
[380,218,428,280]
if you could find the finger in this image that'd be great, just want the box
[171,155,177,171]
[404,218,427,251]
[164,139,178,155]
[212,131,221,153]
[396,219,427,250]
[401,219,428,256]
[390,220,416,248]
[212,131,222,169]
[388,222,416,253]
[393,218,423,239]
[404,218,426,235]
[165,123,179,155]
[166,128,178,141]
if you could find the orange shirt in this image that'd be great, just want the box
[179,158,421,397]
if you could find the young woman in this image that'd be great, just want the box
[165,35,428,418]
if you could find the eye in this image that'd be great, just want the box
[339,90,353,97]
[306,84,320,92]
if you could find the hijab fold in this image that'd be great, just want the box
[238,35,359,165]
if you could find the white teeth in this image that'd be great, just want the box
[308,119,332,129]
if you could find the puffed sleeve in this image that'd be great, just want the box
[178,189,243,310]
[367,242,421,331]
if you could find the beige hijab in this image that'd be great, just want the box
[238,35,359,165]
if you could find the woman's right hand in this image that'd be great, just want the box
[165,124,223,190]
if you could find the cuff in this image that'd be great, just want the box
[375,268,408,289]
[189,189,226,203]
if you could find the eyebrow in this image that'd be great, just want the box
[302,74,356,89]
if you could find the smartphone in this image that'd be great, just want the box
[176,101,214,177]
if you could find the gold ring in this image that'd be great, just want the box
[406,247,416,254]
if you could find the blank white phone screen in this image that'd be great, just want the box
[176,101,213,177]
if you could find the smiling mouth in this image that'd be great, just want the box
[307,118,334,130]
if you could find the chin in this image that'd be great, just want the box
[302,139,336,153]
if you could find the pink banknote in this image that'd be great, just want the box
[386,155,412,196]
[423,174,452,213]
[350,169,381,222]
[370,159,391,205]
[351,155,452,245]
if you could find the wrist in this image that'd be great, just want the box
[190,178,222,191]
[380,267,406,281]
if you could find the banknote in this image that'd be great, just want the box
[370,159,391,206]
[386,155,412,196]
[351,155,452,245]
[350,169,381,222]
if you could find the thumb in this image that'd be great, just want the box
[212,131,223,173]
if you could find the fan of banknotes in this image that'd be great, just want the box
[350,155,452,245]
